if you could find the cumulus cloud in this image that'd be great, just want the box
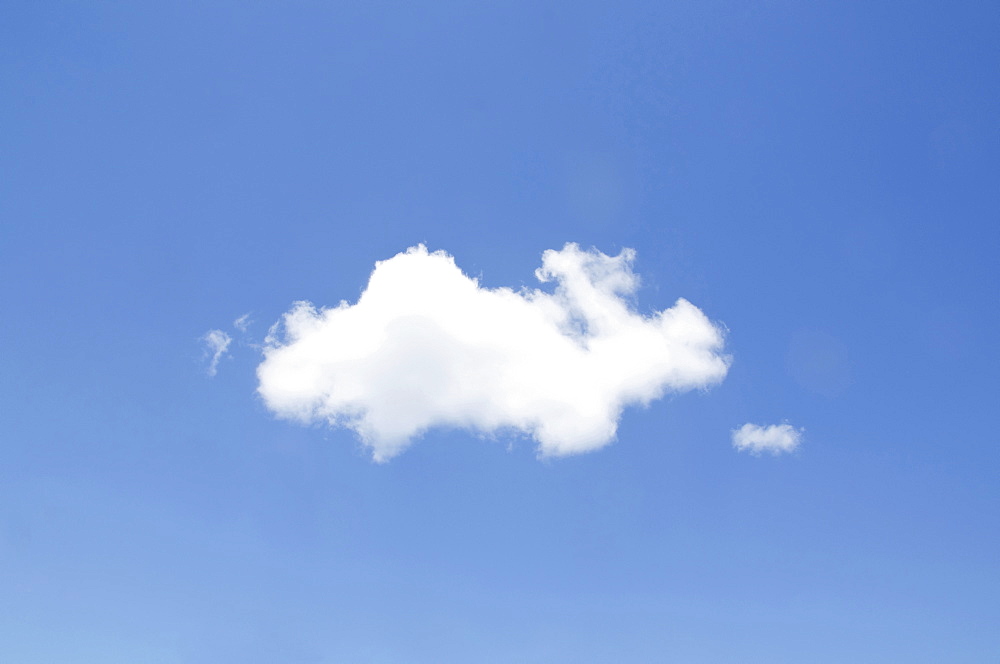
[732,423,802,455]
[257,244,730,461]
[203,329,232,377]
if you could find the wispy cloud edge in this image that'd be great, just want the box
[202,329,232,377]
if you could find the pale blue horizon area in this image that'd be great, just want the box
[2,2,998,662]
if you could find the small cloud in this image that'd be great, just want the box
[233,313,252,332]
[257,243,731,461]
[202,329,232,377]
[732,422,802,455]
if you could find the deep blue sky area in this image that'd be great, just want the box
[2,2,998,662]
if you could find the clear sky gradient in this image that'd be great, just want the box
[2,2,998,662]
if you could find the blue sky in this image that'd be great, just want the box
[2,2,998,661]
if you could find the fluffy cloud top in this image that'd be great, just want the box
[203,329,232,376]
[257,244,730,461]
[732,423,802,455]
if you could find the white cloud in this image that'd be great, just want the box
[203,329,232,377]
[257,244,730,461]
[233,313,252,332]
[732,422,802,455]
